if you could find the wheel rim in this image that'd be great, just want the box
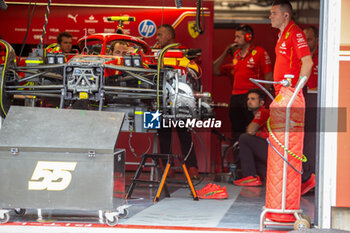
[0,213,10,224]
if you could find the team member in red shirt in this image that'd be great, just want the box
[270,0,315,194]
[270,0,313,94]
[233,89,270,186]
[213,25,273,143]
[303,26,319,91]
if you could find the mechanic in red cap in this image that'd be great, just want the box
[213,24,273,145]
[270,0,315,195]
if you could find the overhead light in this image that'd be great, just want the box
[221,2,229,7]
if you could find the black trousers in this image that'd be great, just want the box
[302,90,317,182]
[229,94,254,143]
[158,127,198,169]
[239,133,268,178]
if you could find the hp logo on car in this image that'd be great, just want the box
[138,20,156,38]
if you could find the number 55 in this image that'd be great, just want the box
[28,161,77,191]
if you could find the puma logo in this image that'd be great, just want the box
[67,14,78,23]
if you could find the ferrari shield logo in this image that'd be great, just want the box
[188,21,199,39]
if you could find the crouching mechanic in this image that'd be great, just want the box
[233,89,269,186]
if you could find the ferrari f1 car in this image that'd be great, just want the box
[0,32,215,132]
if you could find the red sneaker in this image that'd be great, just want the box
[196,183,212,195]
[197,183,221,196]
[233,176,262,186]
[199,187,228,199]
[301,173,315,195]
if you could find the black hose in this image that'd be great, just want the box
[17,0,37,65]
[266,138,303,175]
[196,0,205,34]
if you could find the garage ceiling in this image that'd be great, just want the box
[213,0,320,25]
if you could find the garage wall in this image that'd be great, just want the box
[336,0,350,208]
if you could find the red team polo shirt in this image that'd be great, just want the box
[230,44,272,95]
[251,107,270,139]
[219,63,234,79]
[306,49,318,90]
[274,20,311,94]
